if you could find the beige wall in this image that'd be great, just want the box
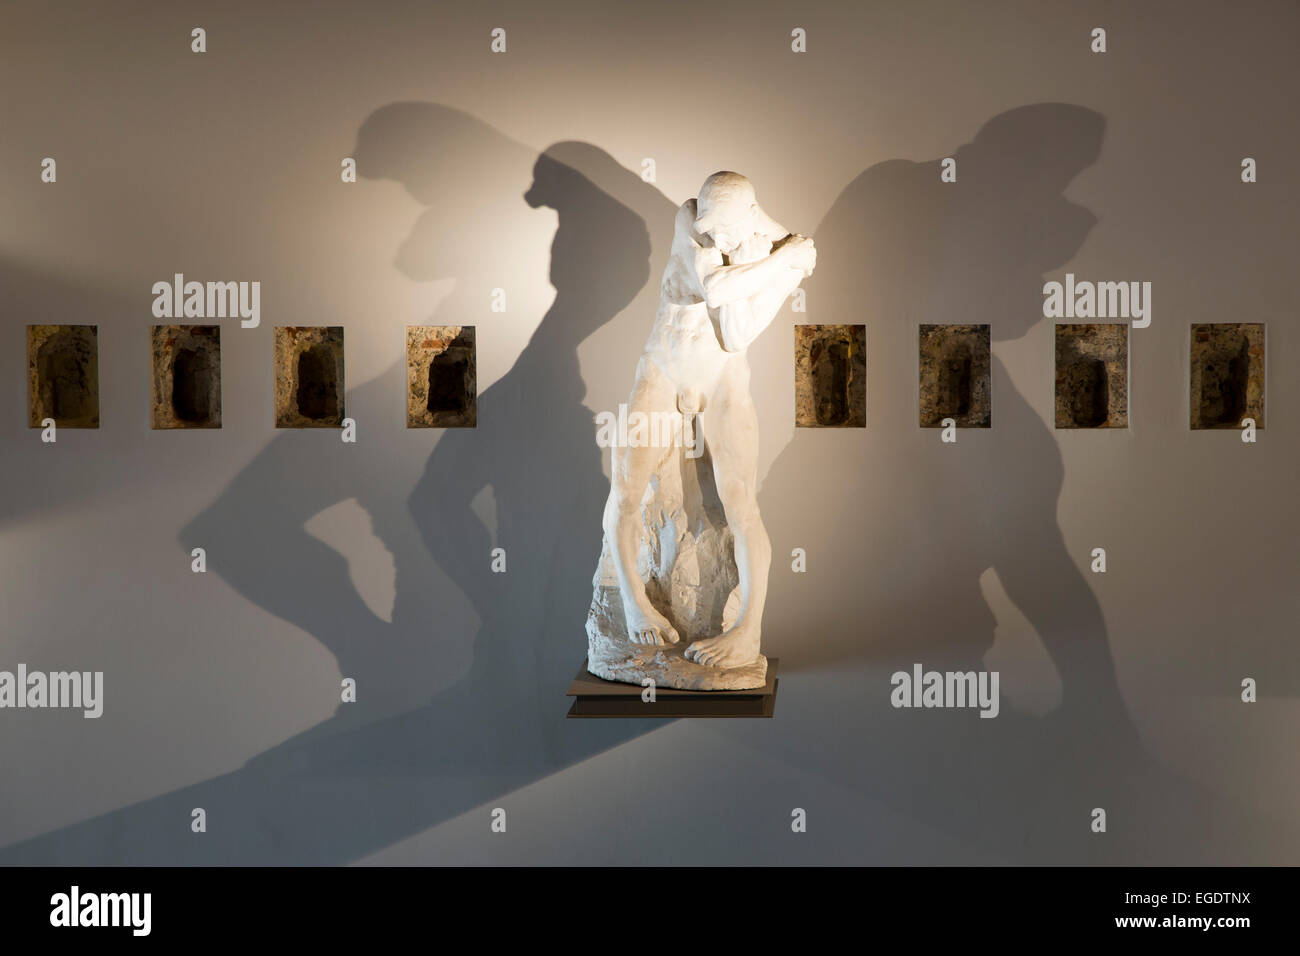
[1,0,1295,864]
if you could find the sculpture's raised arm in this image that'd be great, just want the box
[699,239,810,310]
[716,251,811,351]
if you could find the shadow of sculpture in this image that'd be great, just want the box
[0,105,676,864]
[761,104,1119,693]
[726,103,1289,863]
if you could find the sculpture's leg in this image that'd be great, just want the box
[603,355,680,646]
[684,360,768,668]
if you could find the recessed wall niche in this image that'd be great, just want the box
[151,325,221,429]
[406,326,477,428]
[274,326,345,428]
[918,324,991,428]
[794,324,866,427]
[1054,323,1128,429]
[1190,323,1264,429]
[28,325,99,428]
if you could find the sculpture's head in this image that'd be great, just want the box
[694,171,761,256]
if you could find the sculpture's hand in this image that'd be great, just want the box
[782,235,817,276]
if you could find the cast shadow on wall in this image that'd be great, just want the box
[194,112,677,840]
[755,104,1143,849]
[764,103,1126,707]
[0,105,676,864]
[2,103,1286,864]
[745,103,1287,862]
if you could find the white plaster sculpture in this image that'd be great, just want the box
[586,172,816,690]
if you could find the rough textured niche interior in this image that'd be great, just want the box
[1054,323,1129,429]
[1190,323,1264,429]
[406,326,477,428]
[28,325,99,428]
[274,326,345,428]
[151,325,221,429]
[918,324,991,428]
[794,324,866,427]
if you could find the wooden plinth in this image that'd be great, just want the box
[566,659,779,718]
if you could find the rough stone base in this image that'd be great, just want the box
[587,632,767,691]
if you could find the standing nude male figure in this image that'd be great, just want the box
[602,171,817,667]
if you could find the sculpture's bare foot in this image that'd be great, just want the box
[625,603,680,646]
[685,621,761,668]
